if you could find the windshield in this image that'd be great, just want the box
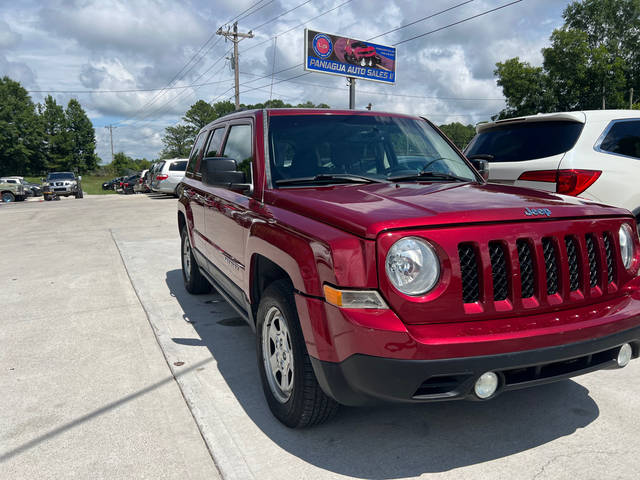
[47,172,75,180]
[268,114,476,186]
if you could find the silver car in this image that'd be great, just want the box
[151,159,187,196]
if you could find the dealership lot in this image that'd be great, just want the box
[3,194,640,479]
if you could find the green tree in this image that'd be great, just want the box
[494,0,639,118]
[134,158,152,170]
[0,77,44,176]
[65,98,98,173]
[160,124,192,158]
[110,152,138,175]
[183,100,218,138]
[438,122,477,149]
[564,0,640,88]
[211,100,236,118]
[40,95,73,171]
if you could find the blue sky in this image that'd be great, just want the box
[1,0,571,162]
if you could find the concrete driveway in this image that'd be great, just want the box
[3,194,640,479]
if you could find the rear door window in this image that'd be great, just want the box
[204,128,226,158]
[598,119,640,159]
[465,121,584,162]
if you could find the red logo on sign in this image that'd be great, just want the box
[316,38,330,55]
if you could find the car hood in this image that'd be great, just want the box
[266,182,631,239]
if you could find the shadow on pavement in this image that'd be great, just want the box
[165,269,599,479]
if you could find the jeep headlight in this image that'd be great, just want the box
[385,237,440,296]
[619,224,634,270]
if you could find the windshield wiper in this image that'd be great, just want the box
[387,170,471,183]
[275,174,387,186]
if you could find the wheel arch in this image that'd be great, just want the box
[249,254,294,325]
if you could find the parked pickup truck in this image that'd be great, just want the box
[178,108,640,428]
[0,178,26,202]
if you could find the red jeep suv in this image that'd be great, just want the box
[178,109,640,428]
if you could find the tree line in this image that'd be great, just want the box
[495,0,640,119]
[160,98,477,156]
[159,98,331,158]
[0,76,98,176]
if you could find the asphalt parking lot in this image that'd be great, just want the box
[3,194,640,479]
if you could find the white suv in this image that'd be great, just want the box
[465,110,640,223]
[150,158,187,196]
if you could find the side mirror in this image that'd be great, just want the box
[467,155,491,181]
[78,175,82,181]
[201,157,247,187]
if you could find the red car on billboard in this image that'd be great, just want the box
[344,40,381,67]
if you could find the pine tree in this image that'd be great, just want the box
[66,98,97,173]
[40,95,73,171]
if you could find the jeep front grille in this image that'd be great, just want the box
[457,229,619,307]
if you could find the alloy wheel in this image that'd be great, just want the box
[261,306,294,403]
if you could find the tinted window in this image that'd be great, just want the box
[204,128,226,158]
[465,121,584,162]
[223,124,253,182]
[223,125,253,162]
[169,161,188,171]
[599,120,640,158]
[268,115,475,185]
[187,133,208,174]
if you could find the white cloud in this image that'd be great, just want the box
[1,0,574,160]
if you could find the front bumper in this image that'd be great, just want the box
[44,187,77,196]
[294,289,640,405]
[311,326,640,405]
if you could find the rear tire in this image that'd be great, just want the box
[181,225,211,294]
[256,280,338,428]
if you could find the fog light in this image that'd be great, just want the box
[474,371,499,399]
[617,343,632,367]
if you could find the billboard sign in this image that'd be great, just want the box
[304,29,396,84]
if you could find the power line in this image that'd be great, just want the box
[116,49,232,127]
[27,77,237,94]
[238,0,277,22]
[238,70,504,101]
[394,0,523,45]
[114,1,267,125]
[250,0,312,31]
[367,0,474,41]
[223,0,269,26]
[244,0,353,54]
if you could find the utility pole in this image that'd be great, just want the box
[104,125,116,163]
[217,22,254,110]
[630,87,634,108]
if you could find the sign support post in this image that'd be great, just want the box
[348,77,356,109]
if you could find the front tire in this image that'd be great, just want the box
[2,192,15,202]
[180,225,211,294]
[257,280,338,428]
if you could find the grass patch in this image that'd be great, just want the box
[25,175,117,195]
